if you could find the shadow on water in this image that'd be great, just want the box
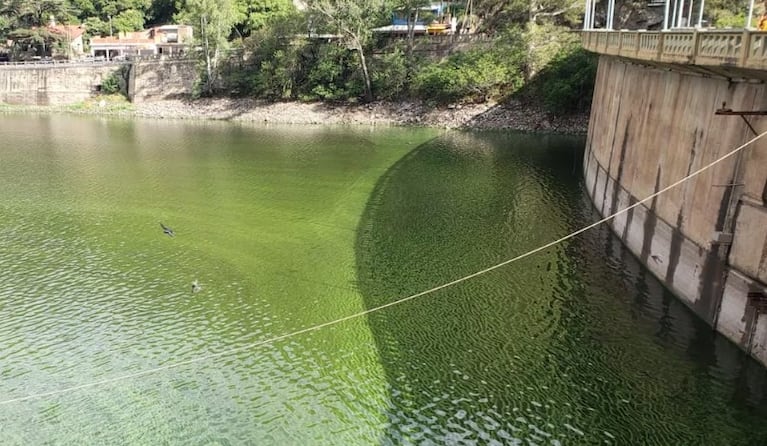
[353,131,767,445]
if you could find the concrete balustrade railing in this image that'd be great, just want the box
[606,32,622,55]
[662,32,696,62]
[582,30,767,70]
[747,33,767,67]
[638,33,661,57]
[620,32,639,52]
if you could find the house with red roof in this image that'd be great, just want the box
[5,17,86,60]
[48,23,86,57]
[90,25,193,60]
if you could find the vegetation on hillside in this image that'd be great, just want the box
[0,0,605,115]
[214,0,597,114]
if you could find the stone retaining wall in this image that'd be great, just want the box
[0,60,198,105]
[0,64,121,105]
[128,59,197,103]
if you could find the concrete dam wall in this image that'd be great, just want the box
[585,55,767,366]
[0,59,197,105]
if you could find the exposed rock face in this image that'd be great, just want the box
[620,1,666,29]
[593,1,665,30]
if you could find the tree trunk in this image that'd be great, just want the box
[354,39,373,102]
[202,15,213,95]
[407,9,419,60]
[461,0,471,33]
[212,45,220,91]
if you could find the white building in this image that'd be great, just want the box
[90,25,193,60]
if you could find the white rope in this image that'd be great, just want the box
[2,129,765,406]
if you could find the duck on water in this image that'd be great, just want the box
[160,222,175,237]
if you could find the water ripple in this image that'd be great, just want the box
[0,118,765,444]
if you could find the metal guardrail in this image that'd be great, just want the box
[380,33,492,44]
[581,30,767,70]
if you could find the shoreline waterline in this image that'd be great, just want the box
[0,97,589,134]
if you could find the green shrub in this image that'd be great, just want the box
[412,62,460,102]
[192,67,211,98]
[219,14,309,99]
[534,48,597,114]
[254,46,305,99]
[710,11,747,28]
[304,44,363,101]
[411,44,525,104]
[101,74,120,95]
[525,24,581,77]
[371,47,409,100]
[100,67,128,96]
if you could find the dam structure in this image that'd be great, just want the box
[582,29,767,366]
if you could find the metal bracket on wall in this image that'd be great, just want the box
[715,102,767,136]
[712,231,734,244]
[716,102,767,203]
[748,292,767,314]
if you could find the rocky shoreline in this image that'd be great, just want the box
[2,97,589,134]
[134,98,589,134]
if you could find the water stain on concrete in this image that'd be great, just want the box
[698,156,739,324]
[740,283,764,350]
[640,167,662,265]
[697,244,725,325]
[610,118,631,217]
[665,211,685,287]
[622,195,636,243]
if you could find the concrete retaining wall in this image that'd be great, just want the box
[0,63,122,105]
[585,55,767,366]
[0,60,198,105]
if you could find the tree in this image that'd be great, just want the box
[82,15,108,35]
[175,0,241,95]
[0,15,10,37]
[306,0,387,102]
[70,0,96,17]
[0,0,78,57]
[7,27,62,57]
[390,0,430,60]
[91,0,151,18]
[73,0,152,36]
[471,0,581,31]
[112,8,144,31]
[706,0,748,27]
[147,0,176,25]
[235,0,295,35]
[1,0,74,29]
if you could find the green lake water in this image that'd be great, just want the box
[0,114,765,445]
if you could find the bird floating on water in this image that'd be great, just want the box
[160,222,175,237]
[192,280,202,293]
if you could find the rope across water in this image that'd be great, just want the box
[2,129,765,406]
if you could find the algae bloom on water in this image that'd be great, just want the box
[0,115,764,445]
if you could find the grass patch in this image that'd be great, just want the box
[67,95,133,113]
